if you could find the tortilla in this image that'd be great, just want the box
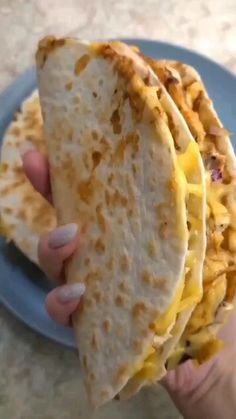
[36,37,192,406]
[36,37,206,406]
[0,90,56,264]
[147,59,236,364]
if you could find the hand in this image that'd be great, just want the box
[23,151,85,326]
[23,151,236,418]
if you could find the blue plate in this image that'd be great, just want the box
[0,39,236,348]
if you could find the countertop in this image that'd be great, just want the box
[0,0,236,418]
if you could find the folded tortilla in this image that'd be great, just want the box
[0,90,56,263]
[36,37,206,406]
[147,58,236,365]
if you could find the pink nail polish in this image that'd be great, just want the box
[48,223,78,249]
[57,283,86,303]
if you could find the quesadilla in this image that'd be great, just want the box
[146,58,236,365]
[0,90,56,264]
[36,37,206,406]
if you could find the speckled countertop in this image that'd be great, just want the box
[0,1,236,418]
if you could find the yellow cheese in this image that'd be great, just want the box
[195,338,224,365]
[154,278,185,335]
[128,105,205,385]
[187,183,203,196]
[185,250,196,268]
[176,141,200,181]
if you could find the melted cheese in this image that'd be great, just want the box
[126,138,204,387]
[154,278,185,335]
[176,141,200,181]
[187,183,203,196]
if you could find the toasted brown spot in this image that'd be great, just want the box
[148,239,157,258]
[132,339,143,353]
[13,166,24,176]
[17,209,27,221]
[149,322,156,331]
[118,281,127,292]
[72,96,80,105]
[94,290,102,303]
[106,257,114,270]
[115,365,128,385]
[142,270,153,285]
[92,130,98,140]
[115,294,126,307]
[159,221,169,239]
[37,36,66,68]
[114,132,140,162]
[115,190,128,207]
[91,332,100,350]
[95,238,105,254]
[0,162,9,173]
[82,153,90,171]
[89,372,96,382]
[9,126,21,137]
[3,207,13,215]
[132,163,138,176]
[92,151,102,169]
[74,54,90,76]
[103,319,112,333]
[82,355,89,370]
[1,181,23,195]
[110,108,122,134]
[101,390,110,400]
[77,176,100,204]
[96,206,106,233]
[84,257,90,267]
[132,302,148,318]
[92,91,98,98]
[128,91,145,122]
[128,209,133,218]
[65,81,73,91]
[153,277,168,291]
[0,221,14,237]
[120,253,130,273]
[86,298,94,308]
[108,173,114,185]
[156,88,163,100]
[114,139,126,162]
[126,132,140,154]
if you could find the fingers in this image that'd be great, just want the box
[46,283,85,326]
[38,223,79,282]
[22,150,51,200]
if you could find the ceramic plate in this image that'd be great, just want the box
[0,39,236,348]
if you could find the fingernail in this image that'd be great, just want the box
[48,223,78,249]
[57,283,86,303]
[19,144,36,158]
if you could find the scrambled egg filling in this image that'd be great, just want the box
[158,66,236,364]
[127,135,204,384]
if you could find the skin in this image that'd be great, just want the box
[23,150,236,419]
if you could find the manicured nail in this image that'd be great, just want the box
[57,283,86,303]
[48,223,78,249]
[19,145,36,158]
